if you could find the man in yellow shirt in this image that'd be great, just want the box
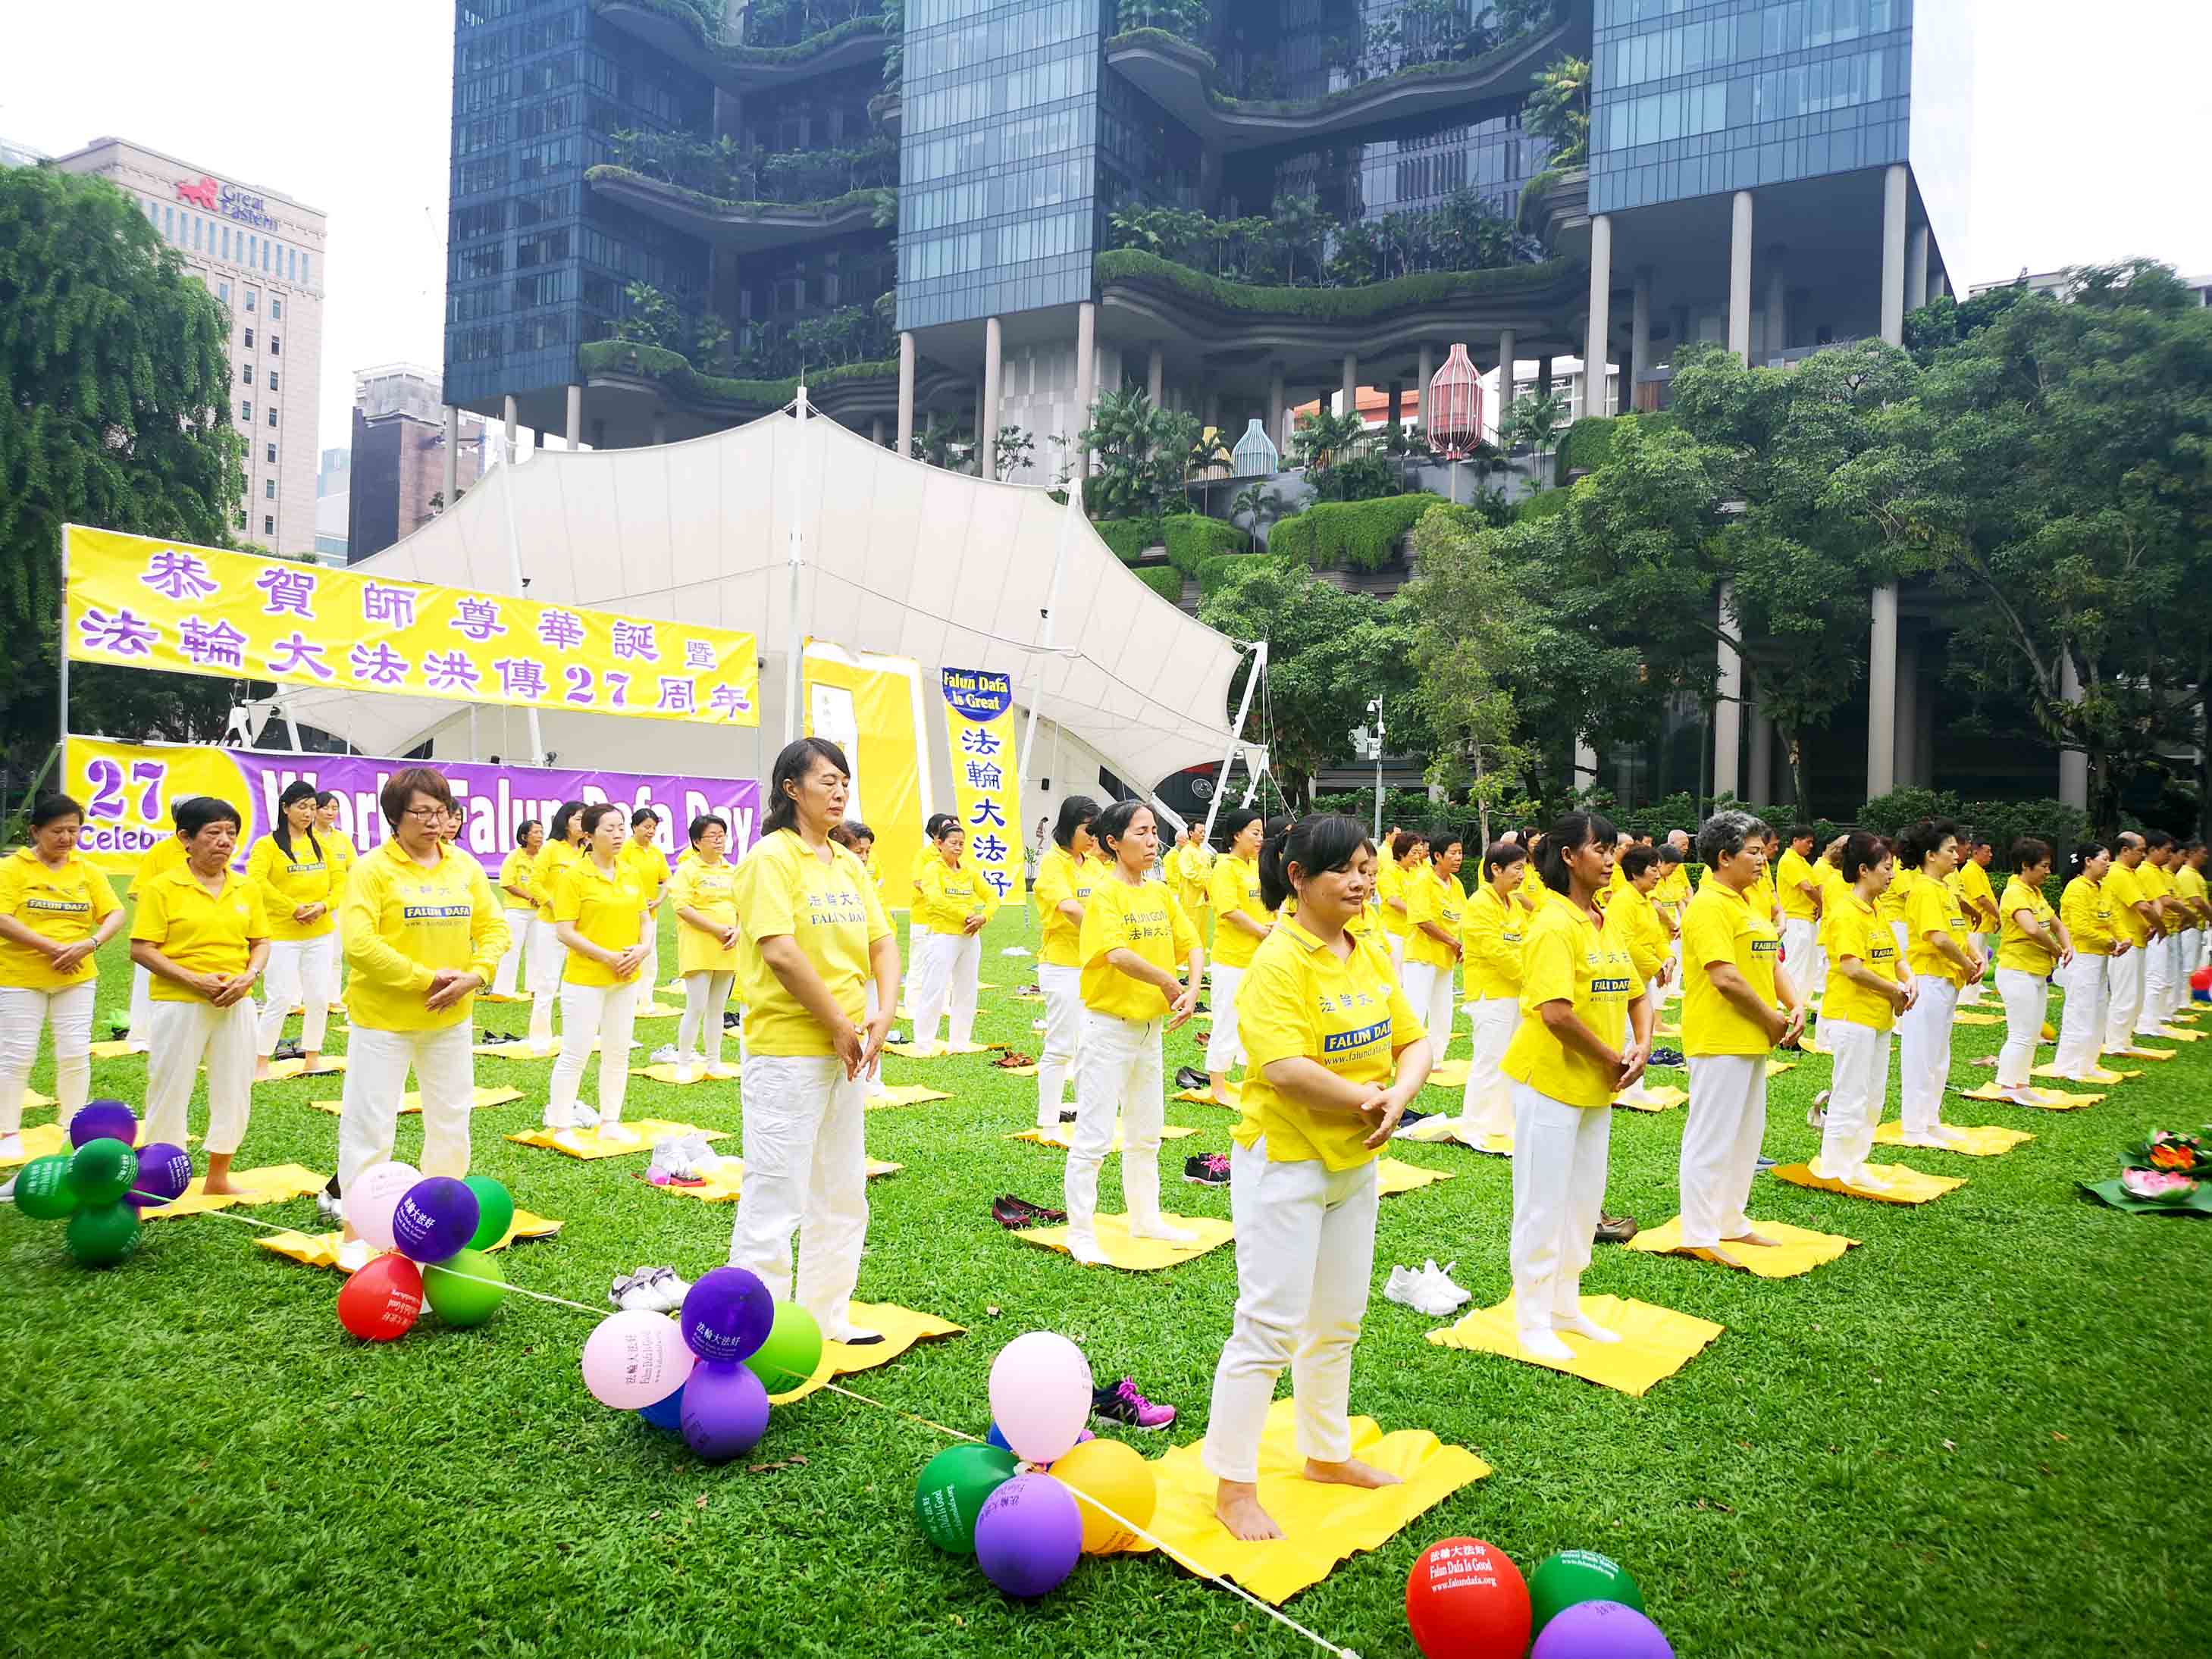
[2176,840,2210,997]
[1948,835,2000,1005]
[620,808,674,995]
[1775,825,1822,1013]
[2137,832,2182,1028]
[2102,832,2159,1053]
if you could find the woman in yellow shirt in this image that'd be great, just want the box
[1950,836,2001,1006]
[525,800,587,1056]
[547,802,651,1146]
[1030,797,1101,1130]
[122,822,189,1054]
[1896,818,1982,1148]
[1993,837,2073,1106]
[1205,814,1433,1542]
[1456,840,1527,1144]
[1169,822,1214,937]
[911,822,998,1052]
[1064,800,1204,1266]
[1502,812,1653,1357]
[248,780,340,1081]
[727,738,900,1344]
[491,819,542,998]
[331,768,508,1266]
[2051,841,2120,1079]
[1375,831,1427,982]
[131,795,271,1199]
[1608,845,1675,1108]
[1810,831,1912,1188]
[620,808,673,994]
[0,794,123,1162]
[827,820,886,1100]
[670,812,741,1084]
[1203,808,1269,1107]
[1401,830,1467,1063]
[2176,840,2210,988]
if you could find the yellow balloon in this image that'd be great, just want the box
[1048,1438,1157,1555]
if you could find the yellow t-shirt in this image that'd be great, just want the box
[1878,865,1919,924]
[135,834,189,891]
[1168,842,1214,919]
[498,847,537,909]
[554,857,650,988]
[322,831,359,891]
[2175,863,2208,918]
[1905,872,1973,984]
[532,839,580,925]
[909,844,938,909]
[246,833,339,943]
[1518,862,1546,911]
[0,847,121,991]
[2138,862,2177,934]
[1032,845,1098,970]
[1750,868,1780,925]
[1502,889,1645,1110]
[731,831,892,1058]
[1608,882,1671,985]
[1208,853,1267,971]
[2104,861,2151,947]
[667,854,739,975]
[1681,880,1781,1056]
[1995,875,2059,975]
[1459,884,1526,1001]
[1816,859,1850,912]
[619,838,672,908]
[1376,861,1411,939]
[1405,868,1467,969]
[2060,875,2114,956]
[130,865,270,1001]
[1818,892,1903,1031]
[913,858,998,936]
[1654,863,1690,911]
[1595,862,1627,915]
[1232,920,1425,1170]
[1078,872,1199,1021]
[339,840,508,1031]
[1951,858,1997,930]
[1775,850,1819,921]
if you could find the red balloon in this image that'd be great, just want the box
[337,1254,425,1342]
[1407,1537,1531,1659]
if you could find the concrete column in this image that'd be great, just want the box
[1584,212,1613,419]
[1340,352,1358,418]
[1494,327,1515,442]
[1728,190,1754,365]
[564,383,582,449]
[1895,631,1920,788]
[1074,301,1097,476]
[650,412,667,446]
[2058,655,2089,809]
[1417,344,1434,412]
[982,315,1003,478]
[1907,221,1930,311]
[897,330,916,457]
[1764,248,1787,362]
[870,415,885,448]
[1713,580,1743,799]
[1573,740,1598,794]
[442,405,459,506]
[1537,355,1552,402]
[1147,345,1164,409]
[1629,268,1651,414]
[1932,269,1950,301]
[1867,584,1899,798]
[1268,365,1287,453]
[1204,390,1220,428]
[1748,705,1773,805]
[1387,380,1403,430]
[503,393,518,460]
[1880,162,1909,346]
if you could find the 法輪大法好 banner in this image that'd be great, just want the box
[940,665,1023,903]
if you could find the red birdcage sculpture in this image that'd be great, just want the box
[1426,343,1484,459]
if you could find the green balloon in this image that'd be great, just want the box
[68,1138,139,1207]
[914,1443,1019,1553]
[743,1301,825,1394]
[13,1154,80,1221]
[1529,1550,1645,1635]
[462,1176,515,1251]
[423,1247,507,1326]
[64,1202,142,1268]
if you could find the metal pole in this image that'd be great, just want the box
[783,387,810,744]
[1016,490,1079,824]
[57,525,70,752]
[497,434,545,765]
[282,695,305,753]
[1203,640,1265,849]
[1372,700,1385,841]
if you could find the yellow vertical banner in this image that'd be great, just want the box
[801,641,932,911]
[939,666,1023,904]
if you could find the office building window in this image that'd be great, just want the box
[268,408,278,427]
[244,327,255,349]
[267,443,277,464]
[301,254,311,288]
[162,205,174,239]
[218,280,231,304]
[265,478,277,499]
[271,299,282,321]
[269,336,280,355]
[268,371,278,391]
[237,510,247,530]
[246,288,258,311]
[240,363,253,385]
[287,247,296,280]
[264,515,274,537]
[241,401,252,422]
[221,225,230,260]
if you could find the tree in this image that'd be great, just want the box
[0,168,250,768]
[1525,54,1590,167]
[991,423,1034,482]
[1230,480,1280,541]
[1500,387,1570,477]
[908,412,968,470]
[613,281,681,349]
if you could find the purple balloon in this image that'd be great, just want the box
[126,1143,193,1210]
[680,1266,775,1363]
[1531,1601,1674,1659]
[390,1177,480,1264]
[679,1361,770,1462]
[69,1100,137,1150]
[973,1473,1083,1598]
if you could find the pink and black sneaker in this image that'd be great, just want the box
[1092,1376,1176,1432]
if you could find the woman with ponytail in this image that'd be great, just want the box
[524,800,587,1056]
[2052,841,2118,1080]
[249,779,340,1080]
[1031,797,1101,1130]
[1400,829,1466,1062]
[1455,840,1527,1144]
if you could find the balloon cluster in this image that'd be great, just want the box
[1408,1540,1670,1659]
[913,1332,1158,1599]
[584,1266,823,1464]
[11,1102,191,1266]
[336,1162,516,1340]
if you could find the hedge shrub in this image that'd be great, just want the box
[1091,517,1162,563]
[1558,411,1676,475]
[1132,565,1186,604]
[1514,487,1572,523]
[1095,249,1576,323]
[1161,512,1246,575]
[1265,493,1441,570]
[1197,552,1289,598]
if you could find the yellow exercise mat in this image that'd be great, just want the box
[1653,1023,1681,1039]
[1427,1294,1723,1398]
[1766,1059,1797,1077]
[253,1208,565,1268]
[2108,1046,2177,1062]
[17,1088,54,1109]
[1377,1157,1455,1197]
[1625,1215,1858,1279]
[1005,1124,1201,1153]
[143,1163,330,1219]
[635,1065,738,1087]
[1129,1398,1491,1607]
[475,1037,640,1058]
[629,1001,683,1020]
[1951,1009,2006,1026]
[657,979,686,997]
[306,1086,525,1116]
[1874,1119,2036,1154]
[1010,991,1045,1003]
[2149,1025,2204,1042]
[258,1056,346,1081]
[866,1083,954,1110]
[1797,1032,1831,1056]
[883,1041,1001,1059]
[475,991,531,1004]
[2035,1063,2136,1084]
[1956,1083,2101,1111]
[1016,1213,1234,1271]
[641,1157,901,1204]
[1769,1160,1964,1204]
[1424,1060,1471,1090]
[769,1300,967,1404]
[87,1040,143,1060]
[1612,1085,1687,1113]
[2,1122,190,1168]
[503,1120,728,1160]
[1395,1115,1512,1155]
[1173,1086,1240,1108]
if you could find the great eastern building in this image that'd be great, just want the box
[440,0,1993,813]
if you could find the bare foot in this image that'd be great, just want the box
[1700,1244,1746,1269]
[200,1177,259,1200]
[1305,1456,1400,1491]
[1725,1229,1781,1247]
[1215,1481,1284,1542]
[252,1062,274,1083]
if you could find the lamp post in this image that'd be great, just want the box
[1365,698,1386,839]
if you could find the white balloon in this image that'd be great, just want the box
[988,1332,1093,1465]
[343,1161,420,1252]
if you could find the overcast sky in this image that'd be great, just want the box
[5,0,2207,464]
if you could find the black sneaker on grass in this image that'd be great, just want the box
[1183,1152,1230,1188]
[1092,1377,1176,1431]
[1173,1065,1208,1091]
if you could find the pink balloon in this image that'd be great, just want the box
[987,1332,1093,1464]
[343,1161,421,1253]
[581,1310,693,1409]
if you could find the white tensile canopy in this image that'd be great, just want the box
[280,401,1252,806]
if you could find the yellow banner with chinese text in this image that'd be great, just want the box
[940,666,1023,904]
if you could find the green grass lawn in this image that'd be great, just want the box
[3,903,2209,1658]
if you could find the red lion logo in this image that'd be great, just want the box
[175,175,219,209]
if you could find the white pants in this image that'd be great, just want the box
[0,982,95,1136]
[1800,922,1830,1004]
[1203,1140,1377,1483]
[639,908,662,996]
[1460,997,1518,1138]
[1781,917,1817,1000]
[492,906,534,996]
[2051,955,2109,1077]
[1814,1019,1890,1182]
[144,997,255,1156]
[254,934,336,1057]
[1066,1010,1165,1243]
[1386,933,1406,983]
[913,930,979,1048]
[127,963,154,1048]
[2104,947,2145,1052]
[1509,1084,1610,1334]
[2139,935,2173,1034]
[1205,961,1247,1074]
[1401,959,1456,1056]
[1680,1053,1767,1248]
[336,1022,475,1193]
[527,916,562,1047]
[1897,975,1959,1135]
[1994,967,2049,1090]
[2179,928,2205,999]
[1957,934,1993,1004]
[1036,963,1083,1128]
[727,1053,868,1335]
[1891,920,1910,959]
[679,971,735,1069]
[547,978,639,1127]
[1662,933,1683,1003]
